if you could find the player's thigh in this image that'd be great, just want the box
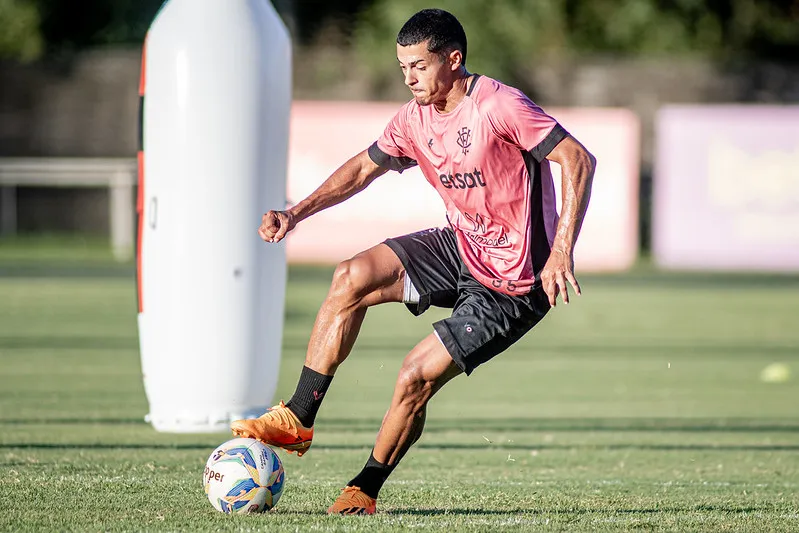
[338,243,406,306]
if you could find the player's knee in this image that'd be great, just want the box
[330,257,376,303]
[396,361,433,409]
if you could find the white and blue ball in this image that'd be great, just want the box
[203,438,285,513]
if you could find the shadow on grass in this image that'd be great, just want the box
[319,417,799,434]
[3,335,796,356]
[0,336,138,350]
[0,443,214,451]
[289,340,799,355]
[3,417,799,434]
[391,505,771,516]
[263,504,775,517]
[0,417,147,425]
[3,260,799,288]
[2,442,798,452]
[0,264,135,278]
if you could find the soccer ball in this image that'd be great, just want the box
[203,437,285,513]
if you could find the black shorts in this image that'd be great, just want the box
[384,227,551,375]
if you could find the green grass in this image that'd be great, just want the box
[1,241,798,531]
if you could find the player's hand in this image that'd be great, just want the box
[258,210,295,243]
[540,248,581,307]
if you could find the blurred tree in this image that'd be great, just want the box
[6,0,796,65]
[33,0,163,53]
[567,0,799,59]
[293,0,370,43]
[567,0,725,55]
[354,0,570,94]
[353,0,799,94]
[29,1,296,52]
[0,0,43,61]
[722,0,799,59]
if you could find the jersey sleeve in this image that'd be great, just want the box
[368,105,418,173]
[486,88,569,162]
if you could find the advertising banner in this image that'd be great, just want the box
[654,105,799,270]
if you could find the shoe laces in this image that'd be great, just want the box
[341,486,372,503]
[263,401,297,429]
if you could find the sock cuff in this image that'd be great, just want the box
[300,365,330,381]
[365,451,395,472]
[285,366,334,427]
[348,450,396,499]
[293,366,334,399]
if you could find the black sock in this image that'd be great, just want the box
[347,451,396,499]
[284,366,333,427]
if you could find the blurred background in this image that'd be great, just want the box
[0,3,798,529]
[0,0,797,267]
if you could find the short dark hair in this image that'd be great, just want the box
[397,9,467,66]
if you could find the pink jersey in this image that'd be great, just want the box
[369,74,568,296]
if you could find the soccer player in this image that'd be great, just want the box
[231,8,596,515]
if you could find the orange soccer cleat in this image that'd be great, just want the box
[326,486,377,515]
[230,401,313,457]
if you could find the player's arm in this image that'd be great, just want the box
[541,135,596,306]
[258,150,388,243]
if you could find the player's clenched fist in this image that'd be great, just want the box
[258,210,295,243]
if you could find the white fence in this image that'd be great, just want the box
[0,158,137,261]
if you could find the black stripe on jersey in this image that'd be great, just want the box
[522,151,553,278]
[466,74,481,96]
[368,141,418,173]
[531,123,569,162]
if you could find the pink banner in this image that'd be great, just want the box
[654,105,799,271]
[285,101,639,272]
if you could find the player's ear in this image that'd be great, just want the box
[448,49,463,71]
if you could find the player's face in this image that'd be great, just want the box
[397,42,459,106]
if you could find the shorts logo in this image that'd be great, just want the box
[456,127,472,155]
[465,324,473,333]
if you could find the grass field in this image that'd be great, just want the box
[1,239,798,531]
